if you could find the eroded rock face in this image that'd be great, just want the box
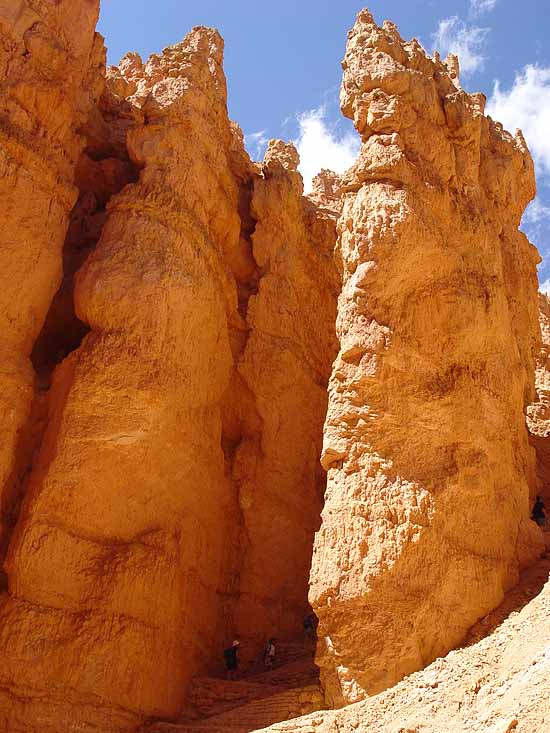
[0,27,247,730]
[0,19,339,730]
[0,0,103,562]
[308,169,343,214]
[527,293,550,510]
[0,4,546,731]
[309,10,544,706]
[230,141,339,651]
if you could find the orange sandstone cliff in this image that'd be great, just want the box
[0,7,339,731]
[310,9,544,707]
[527,293,550,511]
[0,3,548,733]
[0,0,103,563]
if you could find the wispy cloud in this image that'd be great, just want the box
[487,66,550,174]
[294,106,359,193]
[244,129,269,160]
[521,197,550,285]
[432,16,489,75]
[487,66,550,282]
[469,0,497,17]
[524,198,550,225]
[522,197,550,248]
[539,278,550,294]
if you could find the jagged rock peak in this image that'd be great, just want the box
[308,169,343,213]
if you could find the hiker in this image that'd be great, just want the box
[532,495,547,527]
[303,613,317,643]
[264,638,276,668]
[223,640,240,679]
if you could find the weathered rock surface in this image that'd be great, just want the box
[258,558,550,733]
[0,14,339,731]
[527,292,550,511]
[0,3,547,732]
[309,9,544,706]
[0,0,103,563]
[307,169,343,214]
[231,141,339,652]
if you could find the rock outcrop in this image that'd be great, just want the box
[0,0,103,564]
[0,12,339,730]
[308,169,343,214]
[527,292,550,510]
[309,9,544,706]
[0,3,547,732]
[231,141,339,652]
[258,557,550,733]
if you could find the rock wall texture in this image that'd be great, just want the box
[259,558,550,733]
[309,9,544,707]
[527,293,550,510]
[0,0,103,564]
[0,3,547,732]
[230,141,339,653]
[0,8,339,730]
[0,27,248,731]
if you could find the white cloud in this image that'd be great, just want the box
[487,66,550,174]
[244,129,269,160]
[522,196,550,246]
[524,198,550,225]
[488,67,550,276]
[432,16,489,76]
[294,106,359,193]
[520,198,550,289]
[470,0,497,17]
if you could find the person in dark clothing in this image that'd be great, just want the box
[532,496,547,527]
[303,613,317,643]
[264,638,276,668]
[223,640,240,679]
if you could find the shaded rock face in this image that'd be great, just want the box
[0,0,103,565]
[527,293,550,510]
[231,141,340,652]
[309,10,544,707]
[0,10,339,731]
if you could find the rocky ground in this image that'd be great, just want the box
[259,543,550,733]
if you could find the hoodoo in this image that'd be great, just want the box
[310,9,544,707]
[0,3,548,733]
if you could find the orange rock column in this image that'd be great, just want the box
[310,10,544,706]
[0,28,243,731]
[231,142,340,649]
[0,0,103,554]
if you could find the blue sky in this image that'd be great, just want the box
[98,1,550,286]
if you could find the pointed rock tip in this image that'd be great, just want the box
[263,139,300,173]
[355,8,376,25]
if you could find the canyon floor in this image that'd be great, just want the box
[142,532,550,733]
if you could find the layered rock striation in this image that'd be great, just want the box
[0,3,547,732]
[310,9,544,706]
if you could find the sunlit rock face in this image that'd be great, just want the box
[0,0,103,562]
[309,9,544,707]
[0,8,339,730]
[0,3,546,731]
